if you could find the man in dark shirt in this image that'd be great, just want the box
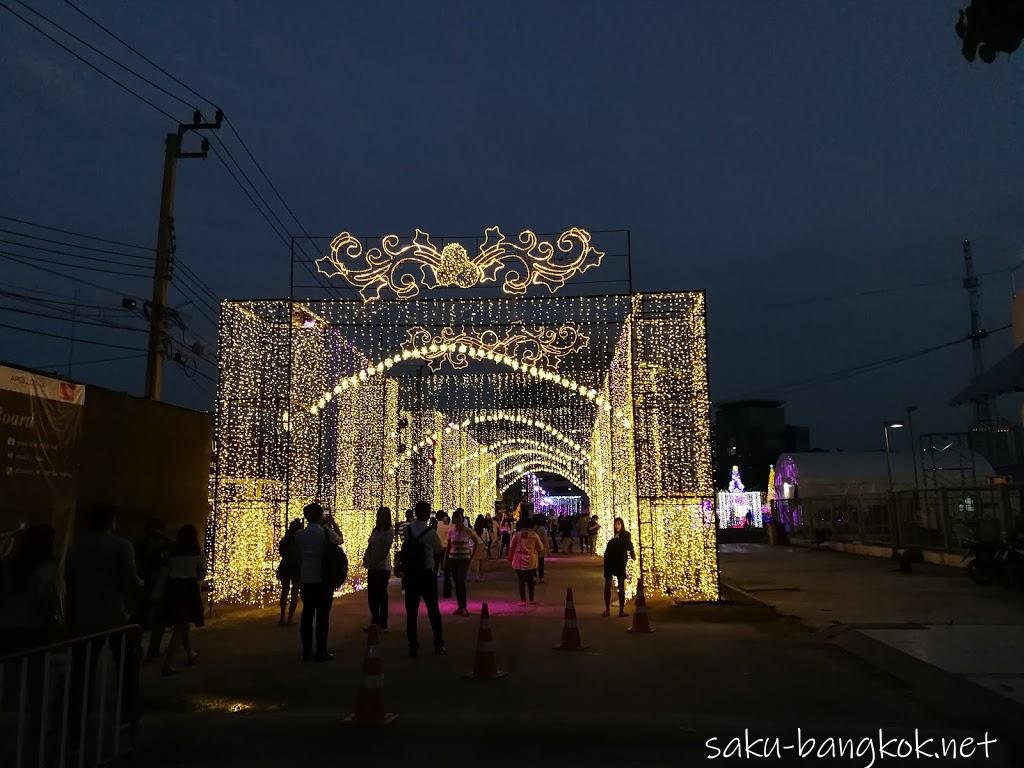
[602,517,636,617]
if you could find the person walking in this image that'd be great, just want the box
[483,513,496,557]
[134,518,171,660]
[559,514,574,553]
[531,509,547,584]
[65,504,142,741]
[602,517,636,617]
[470,515,488,582]
[363,506,394,631]
[587,515,601,555]
[295,503,343,662]
[0,523,60,654]
[435,511,452,597]
[508,517,545,606]
[276,519,303,626]
[447,509,480,614]
[161,525,207,676]
[576,514,590,553]
[402,501,445,657]
[498,514,512,556]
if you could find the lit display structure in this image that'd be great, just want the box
[211,232,716,605]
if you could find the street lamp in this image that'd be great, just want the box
[883,421,904,547]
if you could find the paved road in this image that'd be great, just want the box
[128,553,1004,766]
[720,543,1024,707]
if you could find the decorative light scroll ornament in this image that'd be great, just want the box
[316,227,604,301]
[404,324,589,372]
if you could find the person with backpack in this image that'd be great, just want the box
[400,501,445,657]
[295,503,343,662]
[508,517,546,606]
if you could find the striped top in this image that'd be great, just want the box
[447,525,476,559]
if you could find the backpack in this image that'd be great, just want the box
[396,526,430,577]
[321,528,348,590]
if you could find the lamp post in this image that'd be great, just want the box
[883,420,904,547]
[905,406,919,492]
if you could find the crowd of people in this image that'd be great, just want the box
[0,500,636,674]
[0,505,207,675]
[274,500,637,661]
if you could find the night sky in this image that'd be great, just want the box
[2,1,1022,455]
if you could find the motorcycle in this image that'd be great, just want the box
[963,538,998,585]
[964,536,1024,588]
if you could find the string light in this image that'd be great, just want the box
[212,290,716,605]
[316,227,604,301]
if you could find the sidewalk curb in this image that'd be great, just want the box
[722,579,1024,756]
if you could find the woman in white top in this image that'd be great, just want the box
[162,525,207,676]
[362,507,394,631]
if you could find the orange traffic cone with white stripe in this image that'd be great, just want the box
[344,625,397,725]
[627,579,655,633]
[467,602,507,679]
[553,587,590,651]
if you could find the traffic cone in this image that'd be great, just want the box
[467,603,507,679]
[553,587,590,650]
[344,625,397,725]
[627,579,655,633]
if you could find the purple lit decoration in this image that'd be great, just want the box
[773,455,800,528]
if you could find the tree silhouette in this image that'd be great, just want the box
[956,1,1024,62]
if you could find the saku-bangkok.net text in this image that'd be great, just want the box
[705,728,998,766]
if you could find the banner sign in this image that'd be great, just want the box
[0,364,85,561]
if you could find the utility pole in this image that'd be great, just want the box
[962,239,994,427]
[144,109,222,400]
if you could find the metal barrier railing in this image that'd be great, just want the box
[0,624,140,768]
[777,487,1024,552]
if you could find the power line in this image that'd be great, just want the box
[0,247,150,278]
[0,318,146,350]
[11,0,338,306]
[29,352,146,370]
[0,236,152,269]
[732,324,1013,399]
[0,214,152,251]
[9,0,199,113]
[0,227,153,261]
[0,288,127,311]
[0,0,178,122]
[176,262,219,303]
[204,138,344,300]
[782,266,1017,308]
[221,117,352,298]
[0,252,146,298]
[60,0,220,110]
[0,303,146,333]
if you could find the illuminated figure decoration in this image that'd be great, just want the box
[316,227,605,301]
[728,465,745,493]
[764,463,776,520]
[716,465,763,528]
[404,324,589,372]
[212,228,715,607]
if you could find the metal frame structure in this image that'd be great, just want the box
[210,230,715,605]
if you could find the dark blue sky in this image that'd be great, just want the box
[2,0,1022,453]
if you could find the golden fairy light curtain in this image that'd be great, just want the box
[211,292,716,605]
